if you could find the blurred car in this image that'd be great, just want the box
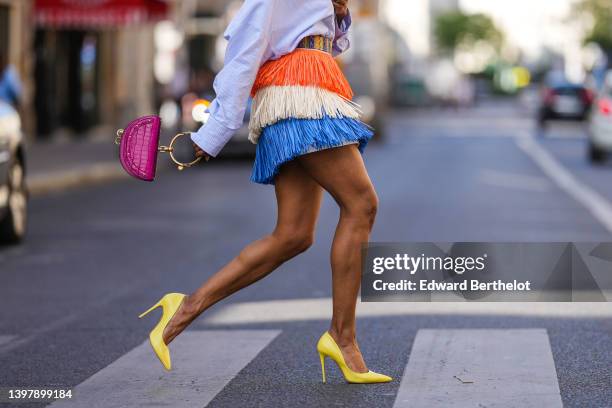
[0,101,27,244]
[425,59,475,107]
[339,17,394,138]
[588,71,612,164]
[219,98,256,158]
[538,77,593,128]
[182,94,255,158]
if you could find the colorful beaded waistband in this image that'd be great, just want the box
[297,35,333,54]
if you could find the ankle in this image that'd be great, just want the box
[179,295,202,319]
[328,327,356,347]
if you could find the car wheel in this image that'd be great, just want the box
[589,143,607,164]
[0,159,27,244]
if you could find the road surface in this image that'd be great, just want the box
[1,102,611,407]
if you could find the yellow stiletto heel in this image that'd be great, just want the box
[316,332,392,384]
[138,293,186,371]
[319,352,326,383]
[138,301,162,319]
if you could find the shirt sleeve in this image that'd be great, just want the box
[332,10,352,57]
[191,0,275,157]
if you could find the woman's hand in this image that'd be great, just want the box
[333,0,349,18]
[193,143,211,161]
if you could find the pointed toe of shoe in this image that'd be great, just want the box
[349,371,392,384]
[149,334,172,371]
[162,358,172,371]
[156,346,172,371]
[342,370,393,384]
[371,372,393,383]
[158,345,172,371]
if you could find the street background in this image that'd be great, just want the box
[1,0,612,407]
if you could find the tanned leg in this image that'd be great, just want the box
[298,144,378,373]
[163,161,323,344]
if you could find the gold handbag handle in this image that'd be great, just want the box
[158,132,202,171]
[115,130,202,171]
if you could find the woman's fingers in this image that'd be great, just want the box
[193,143,211,161]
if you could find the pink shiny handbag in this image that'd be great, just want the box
[115,115,201,182]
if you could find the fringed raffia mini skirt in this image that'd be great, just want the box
[249,35,373,185]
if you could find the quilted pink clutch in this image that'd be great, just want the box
[115,115,201,181]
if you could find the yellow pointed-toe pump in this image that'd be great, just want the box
[317,332,392,384]
[138,293,186,371]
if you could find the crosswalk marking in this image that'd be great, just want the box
[517,134,612,234]
[0,335,16,347]
[41,327,567,407]
[50,330,280,408]
[393,329,562,408]
[201,297,612,326]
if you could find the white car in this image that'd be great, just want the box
[0,101,27,243]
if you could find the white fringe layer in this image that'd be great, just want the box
[248,85,362,144]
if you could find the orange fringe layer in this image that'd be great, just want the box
[251,49,353,100]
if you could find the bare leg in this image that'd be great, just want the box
[163,161,323,344]
[298,145,378,373]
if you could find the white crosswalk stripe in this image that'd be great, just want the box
[393,329,563,408]
[45,326,566,407]
[0,335,16,347]
[201,297,612,325]
[49,330,280,408]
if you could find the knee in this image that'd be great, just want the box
[364,192,379,222]
[346,190,378,226]
[274,230,314,259]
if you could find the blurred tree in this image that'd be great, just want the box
[572,0,612,50]
[434,11,503,54]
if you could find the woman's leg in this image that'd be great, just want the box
[163,160,323,344]
[297,144,378,373]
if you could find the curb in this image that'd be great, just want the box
[28,163,129,197]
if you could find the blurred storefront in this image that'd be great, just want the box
[0,0,30,70]
[32,0,170,138]
[4,0,393,139]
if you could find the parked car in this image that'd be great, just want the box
[538,76,594,128]
[0,101,27,244]
[588,71,612,164]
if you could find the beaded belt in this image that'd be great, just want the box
[297,35,333,54]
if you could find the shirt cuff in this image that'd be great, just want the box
[336,10,352,35]
[190,114,235,158]
[333,10,351,56]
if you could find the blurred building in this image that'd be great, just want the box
[1,0,34,133]
[0,0,31,71]
[4,0,393,140]
[382,0,458,60]
[31,0,173,138]
[457,0,585,81]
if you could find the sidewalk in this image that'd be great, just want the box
[26,134,128,196]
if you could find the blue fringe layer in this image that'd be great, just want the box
[251,115,374,185]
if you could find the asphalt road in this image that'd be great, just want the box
[1,101,611,407]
